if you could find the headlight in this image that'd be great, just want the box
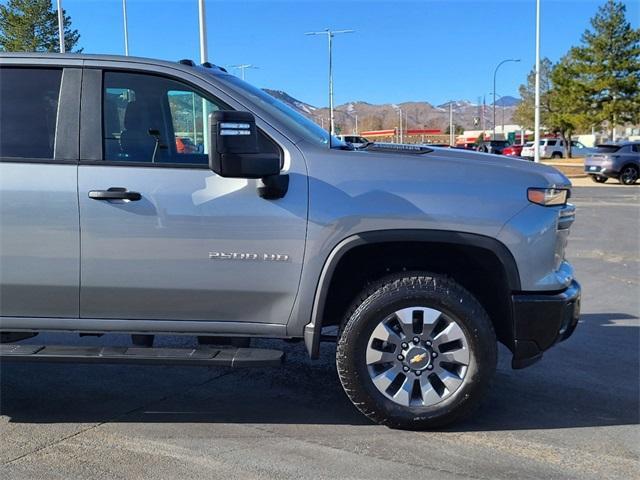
[527,187,569,206]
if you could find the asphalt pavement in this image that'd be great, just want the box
[1,186,638,480]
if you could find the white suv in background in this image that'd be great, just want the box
[521,139,595,159]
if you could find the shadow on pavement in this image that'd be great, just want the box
[1,312,638,432]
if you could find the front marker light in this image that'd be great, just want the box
[527,188,569,206]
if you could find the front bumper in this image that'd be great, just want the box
[510,280,581,369]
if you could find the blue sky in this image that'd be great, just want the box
[60,0,639,107]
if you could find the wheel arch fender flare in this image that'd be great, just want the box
[303,229,521,358]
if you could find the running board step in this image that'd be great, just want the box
[0,344,283,367]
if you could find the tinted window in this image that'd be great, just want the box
[595,145,621,153]
[546,140,557,146]
[103,71,225,165]
[631,144,639,153]
[0,68,62,159]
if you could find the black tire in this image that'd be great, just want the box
[619,165,639,185]
[336,272,497,430]
[551,152,562,159]
[591,175,608,184]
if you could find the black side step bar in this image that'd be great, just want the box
[0,344,283,368]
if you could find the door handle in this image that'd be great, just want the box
[88,187,141,201]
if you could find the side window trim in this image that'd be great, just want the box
[80,68,103,161]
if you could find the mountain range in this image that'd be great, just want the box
[264,89,520,134]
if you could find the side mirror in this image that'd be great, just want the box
[208,110,280,179]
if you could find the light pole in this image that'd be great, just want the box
[449,102,454,147]
[198,0,209,152]
[493,58,520,140]
[534,0,541,163]
[305,28,354,137]
[56,0,65,53]
[198,0,208,64]
[394,105,403,143]
[228,64,258,81]
[122,0,129,55]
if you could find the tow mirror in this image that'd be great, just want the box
[208,110,280,179]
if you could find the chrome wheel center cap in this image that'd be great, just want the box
[405,346,431,370]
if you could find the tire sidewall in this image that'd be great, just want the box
[620,166,638,185]
[338,276,496,428]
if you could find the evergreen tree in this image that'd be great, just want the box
[0,0,81,52]
[572,0,640,137]
[513,58,554,130]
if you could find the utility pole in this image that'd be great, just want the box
[305,29,354,137]
[122,0,129,55]
[492,58,520,140]
[534,0,541,163]
[56,0,65,53]
[354,113,358,134]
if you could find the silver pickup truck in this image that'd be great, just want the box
[0,53,581,429]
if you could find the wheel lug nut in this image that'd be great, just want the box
[413,337,420,344]
[403,366,410,372]
[401,342,409,349]
[397,354,404,361]
[425,340,432,346]
[432,352,438,358]
[415,370,422,376]
[427,365,434,370]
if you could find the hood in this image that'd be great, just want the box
[366,146,572,189]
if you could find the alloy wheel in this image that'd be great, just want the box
[365,306,470,407]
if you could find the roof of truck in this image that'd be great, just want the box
[0,52,228,74]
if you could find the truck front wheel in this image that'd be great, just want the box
[336,273,497,429]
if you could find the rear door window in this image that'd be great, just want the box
[0,68,62,159]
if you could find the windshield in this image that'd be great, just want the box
[215,73,346,148]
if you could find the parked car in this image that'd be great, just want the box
[0,53,580,430]
[584,142,640,185]
[338,134,371,149]
[455,142,477,150]
[476,140,510,154]
[502,144,525,157]
[521,138,595,159]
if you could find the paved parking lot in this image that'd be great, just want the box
[1,185,638,480]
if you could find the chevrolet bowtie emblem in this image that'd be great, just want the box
[409,352,428,364]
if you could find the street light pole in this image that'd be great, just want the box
[305,29,354,138]
[394,106,403,143]
[56,0,65,53]
[122,0,129,56]
[492,58,520,140]
[198,0,208,64]
[197,0,209,152]
[449,102,454,146]
[534,0,541,163]
[228,64,258,81]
